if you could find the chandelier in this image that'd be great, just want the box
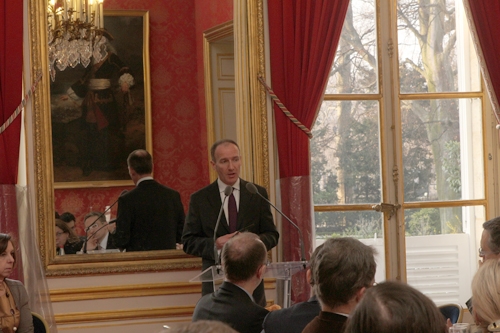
[47,0,107,81]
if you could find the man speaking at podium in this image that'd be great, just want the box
[113,149,185,251]
[182,139,279,306]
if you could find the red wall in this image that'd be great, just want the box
[54,0,233,236]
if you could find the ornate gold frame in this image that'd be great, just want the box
[28,0,269,276]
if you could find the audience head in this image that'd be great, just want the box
[221,232,267,284]
[59,212,77,232]
[481,217,500,261]
[344,281,447,333]
[0,233,16,279]
[56,219,80,248]
[313,237,376,310]
[127,149,153,183]
[210,139,241,186]
[169,320,238,333]
[307,243,324,287]
[83,211,108,242]
[472,259,500,330]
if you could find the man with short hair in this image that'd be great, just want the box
[262,244,323,333]
[480,217,500,261]
[60,212,77,233]
[83,211,117,251]
[302,237,377,333]
[192,232,270,333]
[182,139,279,306]
[113,149,185,251]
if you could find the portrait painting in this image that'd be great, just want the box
[50,10,151,188]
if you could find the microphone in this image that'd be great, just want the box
[83,189,128,253]
[214,185,233,272]
[246,182,307,267]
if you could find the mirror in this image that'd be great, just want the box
[29,0,270,275]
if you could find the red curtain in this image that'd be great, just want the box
[267,0,349,301]
[0,0,23,280]
[464,1,500,123]
[0,0,23,184]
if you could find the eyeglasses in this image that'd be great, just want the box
[479,247,497,257]
[86,223,100,232]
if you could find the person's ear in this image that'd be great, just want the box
[256,264,266,280]
[354,287,367,303]
[306,268,312,285]
[210,160,216,169]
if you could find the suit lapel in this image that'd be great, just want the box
[237,179,251,232]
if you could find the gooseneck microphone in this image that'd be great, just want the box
[214,185,233,272]
[246,182,307,268]
[83,189,128,253]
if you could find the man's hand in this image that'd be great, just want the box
[215,232,239,250]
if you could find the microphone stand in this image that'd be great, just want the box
[214,186,233,274]
[246,182,307,268]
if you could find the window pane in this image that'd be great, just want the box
[312,100,381,205]
[405,205,484,305]
[401,98,484,202]
[397,0,480,93]
[325,0,378,95]
[314,210,385,284]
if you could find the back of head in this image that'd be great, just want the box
[344,281,447,333]
[221,232,267,283]
[60,212,76,223]
[170,320,238,333]
[483,217,500,254]
[313,237,376,308]
[308,243,324,287]
[127,149,153,175]
[472,259,500,329]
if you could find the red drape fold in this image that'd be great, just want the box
[0,0,23,185]
[464,1,500,123]
[267,0,349,302]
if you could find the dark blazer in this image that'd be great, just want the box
[182,179,279,302]
[192,281,269,333]
[113,179,185,251]
[5,279,34,333]
[263,295,321,333]
[301,311,347,333]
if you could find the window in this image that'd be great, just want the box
[311,0,489,305]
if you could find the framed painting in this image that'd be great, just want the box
[50,10,152,189]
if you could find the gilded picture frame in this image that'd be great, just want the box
[51,10,152,189]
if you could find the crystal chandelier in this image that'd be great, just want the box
[47,0,107,81]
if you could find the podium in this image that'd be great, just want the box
[190,261,307,308]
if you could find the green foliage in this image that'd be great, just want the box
[442,140,461,194]
[405,208,441,236]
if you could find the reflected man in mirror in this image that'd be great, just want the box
[113,149,185,251]
[182,139,279,307]
[83,212,117,251]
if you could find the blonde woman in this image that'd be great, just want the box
[471,259,500,332]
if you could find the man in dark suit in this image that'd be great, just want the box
[192,232,270,333]
[182,139,279,306]
[83,211,117,251]
[113,149,185,251]
[262,244,323,333]
[302,238,377,333]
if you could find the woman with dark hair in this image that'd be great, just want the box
[0,233,34,333]
[55,219,84,255]
[343,281,447,333]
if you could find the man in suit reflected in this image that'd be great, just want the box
[113,149,185,251]
[192,232,270,333]
[182,139,279,307]
[83,212,117,251]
